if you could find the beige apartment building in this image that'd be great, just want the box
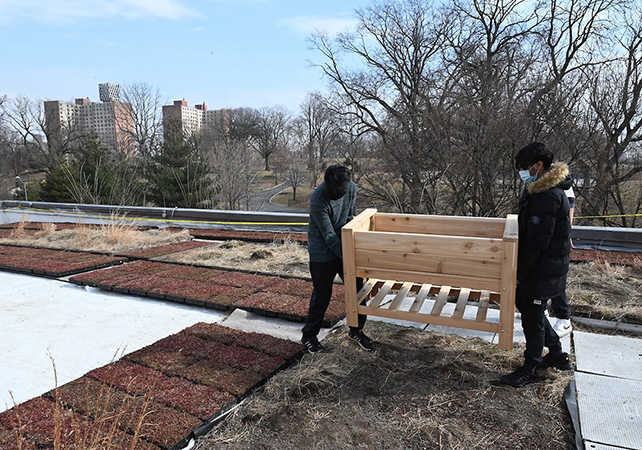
[44,83,134,155]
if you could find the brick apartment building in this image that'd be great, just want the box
[162,99,229,138]
[44,83,134,155]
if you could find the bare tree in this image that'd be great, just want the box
[336,128,373,182]
[310,0,635,219]
[579,9,642,226]
[201,113,261,210]
[282,150,306,201]
[296,92,341,187]
[246,106,291,171]
[0,98,16,179]
[119,82,164,164]
[1,96,83,172]
[312,0,449,213]
[438,0,545,216]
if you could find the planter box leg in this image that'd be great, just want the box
[499,239,518,350]
[342,227,359,327]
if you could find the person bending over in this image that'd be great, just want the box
[301,164,374,353]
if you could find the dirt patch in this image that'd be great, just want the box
[196,321,573,450]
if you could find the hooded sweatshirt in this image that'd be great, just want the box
[516,162,573,299]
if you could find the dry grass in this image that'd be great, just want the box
[162,239,310,278]
[0,220,191,254]
[196,321,573,450]
[8,218,28,239]
[567,260,642,323]
[35,222,57,237]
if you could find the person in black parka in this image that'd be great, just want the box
[501,142,574,387]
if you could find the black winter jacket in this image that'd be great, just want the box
[516,163,572,299]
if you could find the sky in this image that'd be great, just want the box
[0,0,367,113]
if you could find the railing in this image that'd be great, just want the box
[2,201,641,251]
[0,201,309,233]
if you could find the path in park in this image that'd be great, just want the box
[248,182,308,214]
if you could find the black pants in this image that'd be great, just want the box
[516,288,563,368]
[549,290,570,320]
[302,258,366,338]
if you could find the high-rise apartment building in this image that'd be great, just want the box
[44,83,134,155]
[162,100,229,137]
[98,82,121,103]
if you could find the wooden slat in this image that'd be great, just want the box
[355,248,502,280]
[452,287,471,319]
[341,226,359,328]
[476,290,490,322]
[357,278,379,303]
[451,290,499,301]
[356,267,502,293]
[409,283,441,296]
[430,285,451,316]
[356,304,501,334]
[387,281,414,311]
[353,231,504,261]
[498,238,518,349]
[369,279,395,308]
[374,213,506,238]
[502,214,519,242]
[344,208,377,232]
[409,284,432,313]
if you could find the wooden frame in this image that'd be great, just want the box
[342,209,518,349]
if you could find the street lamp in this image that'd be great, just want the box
[15,176,28,201]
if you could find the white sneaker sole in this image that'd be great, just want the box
[554,326,572,338]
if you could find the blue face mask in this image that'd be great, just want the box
[519,165,538,183]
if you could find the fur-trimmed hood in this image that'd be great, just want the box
[527,162,570,194]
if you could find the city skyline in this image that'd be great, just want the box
[0,0,366,112]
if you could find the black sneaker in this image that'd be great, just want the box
[348,329,375,351]
[540,352,573,371]
[500,366,539,387]
[301,336,325,354]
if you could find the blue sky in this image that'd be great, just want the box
[0,0,366,112]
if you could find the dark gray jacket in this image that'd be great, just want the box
[307,181,357,262]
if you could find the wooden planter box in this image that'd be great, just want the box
[341,209,518,349]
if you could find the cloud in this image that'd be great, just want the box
[97,38,117,47]
[279,15,358,36]
[0,0,199,24]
